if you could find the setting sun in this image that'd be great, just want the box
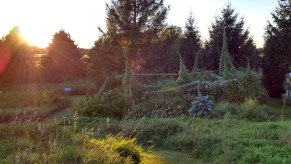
[21,27,51,48]
[0,0,291,163]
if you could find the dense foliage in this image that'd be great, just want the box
[74,88,130,119]
[176,55,190,83]
[0,27,34,85]
[42,30,85,82]
[219,30,235,79]
[206,3,258,70]
[262,0,291,97]
[150,25,182,73]
[188,95,213,117]
[180,12,202,71]
[106,0,169,64]
[222,67,267,103]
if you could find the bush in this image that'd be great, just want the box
[213,102,241,117]
[223,68,267,103]
[74,88,130,118]
[240,98,272,122]
[213,99,274,121]
[132,92,192,118]
[188,95,213,117]
[42,90,71,108]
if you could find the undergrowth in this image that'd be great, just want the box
[65,115,291,163]
[0,121,143,163]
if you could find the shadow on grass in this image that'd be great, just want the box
[141,150,203,164]
[265,98,291,120]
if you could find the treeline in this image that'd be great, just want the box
[0,28,85,85]
[0,0,290,97]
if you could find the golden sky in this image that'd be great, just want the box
[0,0,277,48]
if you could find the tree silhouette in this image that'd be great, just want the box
[262,0,291,97]
[150,25,182,73]
[0,27,33,86]
[105,0,169,64]
[206,3,258,70]
[42,30,85,82]
[180,12,202,71]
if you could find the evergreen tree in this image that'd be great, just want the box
[0,27,33,86]
[219,30,235,79]
[180,12,202,71]
[105,0,169,65]
[42,30,85,82]
[177,55,190,83]
[150,25,182,73]
[206,3,258,70]
[87,33,124,78]
[262,0,291,97]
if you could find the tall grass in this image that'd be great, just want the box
[0,121,143,163]
[70,115,291,163]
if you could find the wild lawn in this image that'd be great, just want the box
[141,150,203,164]
[1,108,291,163]
[266,98,291,119]
[1,82,291,163]
[0,106,65,123]
[68,116,291,163]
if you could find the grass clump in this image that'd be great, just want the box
[85,135,143,164]
[0,120,144,164]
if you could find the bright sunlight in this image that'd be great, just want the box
[21,27,51,48]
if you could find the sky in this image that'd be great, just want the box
[0,0,278,48]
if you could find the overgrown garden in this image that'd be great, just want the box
[1,0,291,163]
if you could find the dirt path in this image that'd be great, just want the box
[43,95,86,121]
[42,106,69,122]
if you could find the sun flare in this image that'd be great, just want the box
[21,30,49,48]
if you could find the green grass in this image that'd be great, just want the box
[2,110,291,163]
[70,116,291,163]
[141,150,203,164]
[265,98,291,119]
[0,106,67,123]
[2,83,291,164]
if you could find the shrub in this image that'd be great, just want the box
[223,68,267,103]
[132,92,192,118]
[188,95,213,117]
[240,98,272,122]
[176,56,191,84]
[213,99,274,121]
[213,102,241,117]
[42,90,71,108]
[74,88,130,118]
[85,135,143,164]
